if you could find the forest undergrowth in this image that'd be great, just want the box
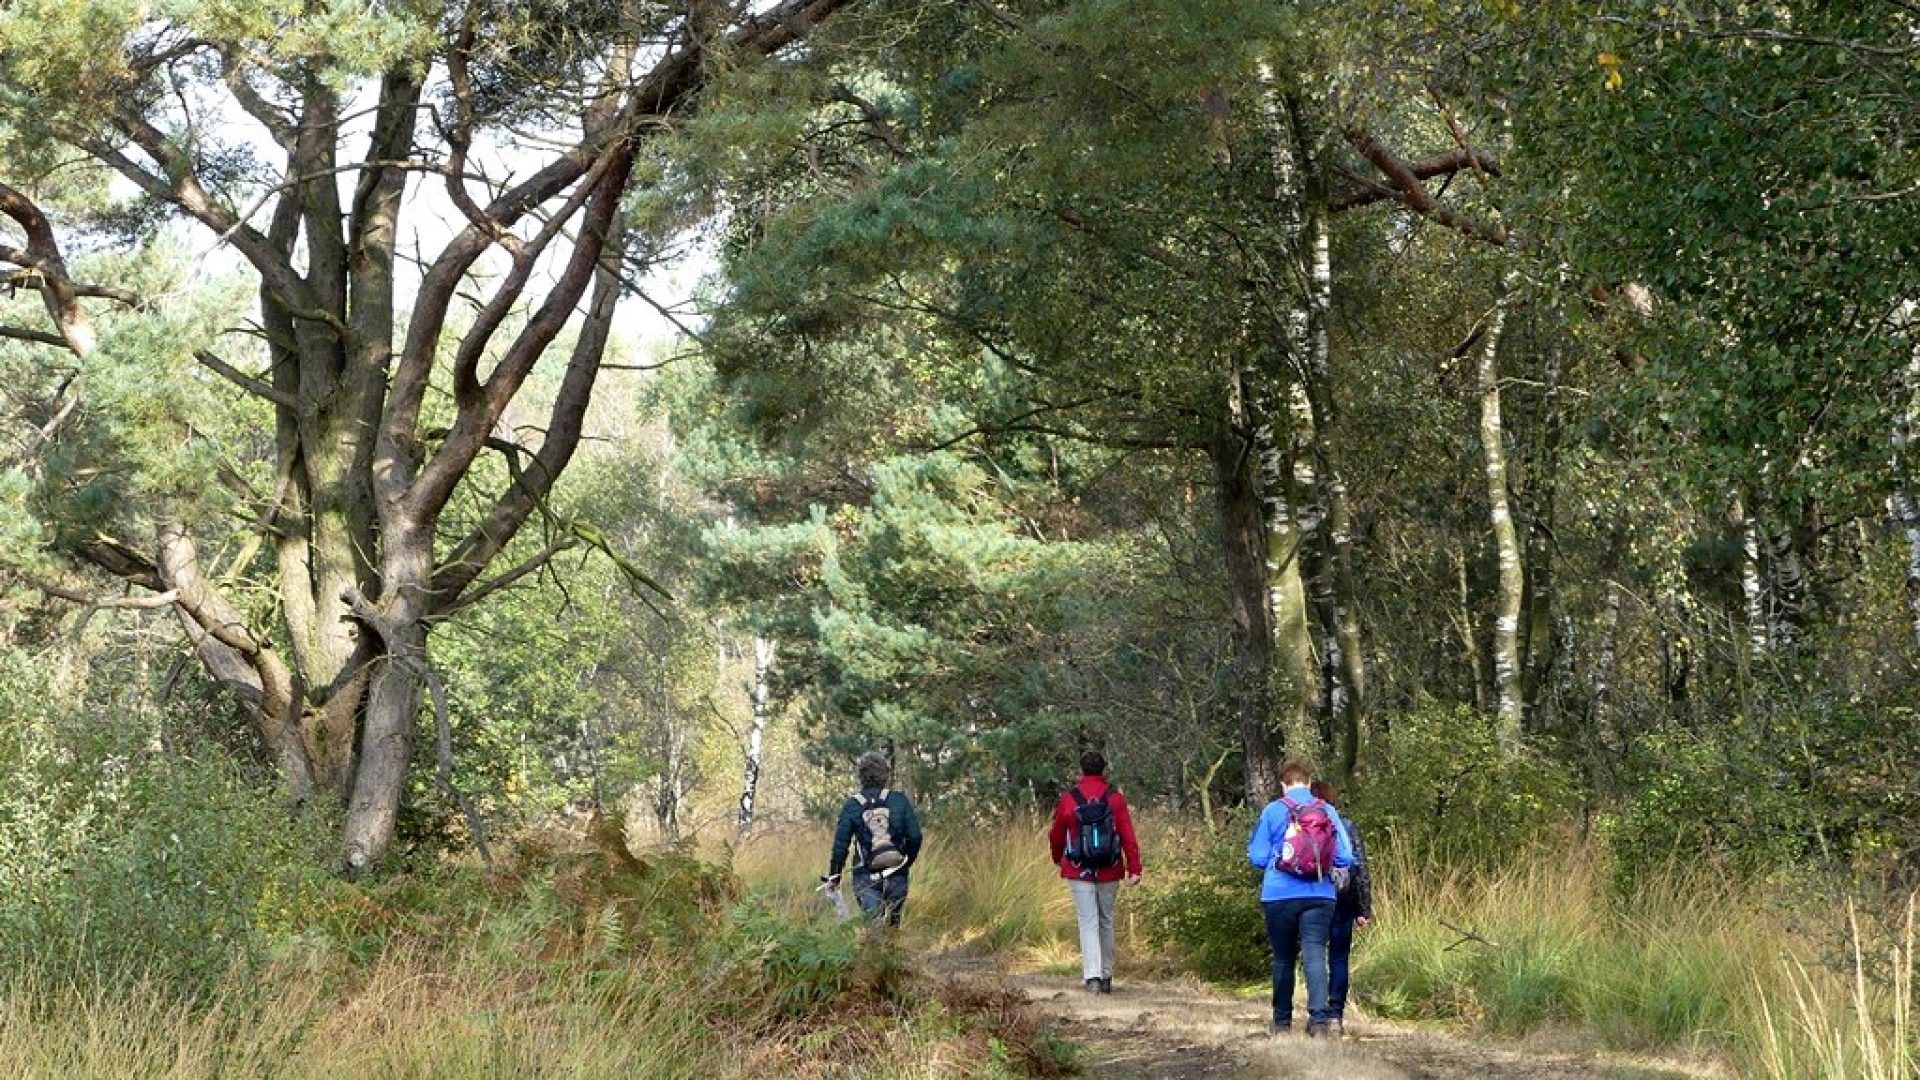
[0,814,1076,1080]
[1,806,1912,1078]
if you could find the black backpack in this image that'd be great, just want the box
[857,789,906,871]
[1066,787,1121,875]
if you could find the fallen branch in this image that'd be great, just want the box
[1441,919,1503,951]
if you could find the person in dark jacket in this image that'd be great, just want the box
[825,750,923,927]
[1311,779,1374,1033]
[1048,751,1144,994]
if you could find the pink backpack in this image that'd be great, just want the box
[1273,796,1336,879]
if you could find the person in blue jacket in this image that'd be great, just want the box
[1247,759,1354,1037]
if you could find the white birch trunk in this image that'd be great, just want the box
[1253,60,1318,743]
[1591,584,1622,720]
[737,634,773,834]
[1892,302,1920,646]
[1732,495,1768,661]
[1765,524,1804,648]
[1475,283,1525,747]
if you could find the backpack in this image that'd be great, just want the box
[1065,787,1122,875]
[857,789,906,871]
[1272,796,1336,880]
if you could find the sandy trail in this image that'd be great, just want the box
[949,957,1725,1080]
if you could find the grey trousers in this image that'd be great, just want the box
[1068,879,1119,980]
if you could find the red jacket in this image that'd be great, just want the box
[1049,776,1143,883]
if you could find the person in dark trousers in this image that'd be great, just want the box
[1248,759,1354,1037]
[1048,751,1144,993]
[1311,778,1373,1034]
[825,750,923,927]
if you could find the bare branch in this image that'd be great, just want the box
[0,323,69,348]
[431,535,579,620]
[0,181,100,356]
[1342,128,1509,246]
[831,84,914,162]
[34,581,182,609]
[1329,149,1501,212]
[194,349,300,409]
[85,119,310,302]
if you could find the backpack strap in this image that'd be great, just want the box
[1069,787,1089,808]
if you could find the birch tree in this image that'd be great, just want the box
[1475,282,1525,745]
[736,632,772,833]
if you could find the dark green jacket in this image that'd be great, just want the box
[828,787,923,877]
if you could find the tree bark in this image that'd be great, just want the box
[1521,347,1562,723]
[157,521,316,803]
[1211,415,1284,804]
[1475,283,1524,748]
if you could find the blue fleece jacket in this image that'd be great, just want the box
[1246,785,1355,902]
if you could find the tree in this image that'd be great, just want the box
[0,0,856,871]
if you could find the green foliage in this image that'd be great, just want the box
[703,445,1178,805]
[1139,815,1268,982]
[706,905,888,1019]
[1345,702,1577,866]
[0,655,314,993]
[1605,683,1920,892]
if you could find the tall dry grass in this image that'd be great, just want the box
[735,812,1918,1077]
[0,826,1083,1080]
[0,946,749,1079]
[1349,840,1918,1076]
[1753,894,1915,1080]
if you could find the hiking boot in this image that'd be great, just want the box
[1098,977,1113,994]
[1305,1021,1330,1039]
[1267,1021,1291,1037]
[1085,978,1102,994]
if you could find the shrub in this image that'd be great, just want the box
[1139,814,1268,982]
[1344,700,1576,867]
[0,677,311,993]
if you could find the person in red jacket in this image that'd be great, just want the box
[1049,751,1144,993]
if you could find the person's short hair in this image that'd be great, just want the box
[1079,750,1107,776]
[1309,779,1338,805]
[1279,759,1312,787]
[856,750,892,789]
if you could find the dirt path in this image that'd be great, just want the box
[949,958,1726,1080]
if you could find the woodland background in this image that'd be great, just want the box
[1,1,1916,1076]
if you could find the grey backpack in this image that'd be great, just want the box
[858,789,906,871]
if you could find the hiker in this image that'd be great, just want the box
[1248,759,1354,1037]
[1048,750,1143,994]
[1310,778,1373,1034]
[825,750,923,927]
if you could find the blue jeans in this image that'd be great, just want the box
[1328,907,1357,1018]
[1263,897,1335,1027]
[853,870,908,926]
